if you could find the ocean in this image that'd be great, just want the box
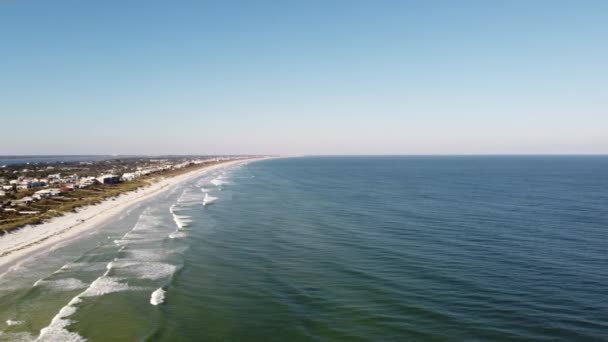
[0,156,607,341]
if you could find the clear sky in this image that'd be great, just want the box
[1,0,606,155]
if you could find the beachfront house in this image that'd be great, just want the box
[78,177,98,188]
[35,189,53,198]
[12,196,34,206]
[121,173,137,182]
[33,188,62,200]
[17,178,45,189]
[97,174,120,184]
[17,182,29,190]
[62,184,76,191]
[63,174,79,184]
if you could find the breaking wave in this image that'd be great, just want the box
[125,262,177,280]
[203,193,218,206]
[169,231,187,239]
[33,278,88,291]
[150,287,166,306]
[36,261,128,342]
[172,213,192,229]
[6,319,24,326]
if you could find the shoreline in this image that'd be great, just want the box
[0,158,254,276]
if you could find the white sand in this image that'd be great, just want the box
[0,159,250,273]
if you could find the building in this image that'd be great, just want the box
[97,175,120,184]
[0,190,5,197]
[19,178,44,189]
[121,173,137,182]
[33,188,62,200]
[61,184,76,191]
[12,196,34,206]
[78,177,99,188]
[19,211,40,215]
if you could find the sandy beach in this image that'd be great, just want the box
[0,159,250,276]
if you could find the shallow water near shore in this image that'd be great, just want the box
[0,156,607,341]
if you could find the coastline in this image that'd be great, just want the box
[0,158,253,276]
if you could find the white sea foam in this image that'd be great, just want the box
[3,332,36,342]
[210,178,225,187]
[172,214,191,229]
[36,295,86,342]
[114,212,167,244]
[169,231,187,239]
[108,260,140,269]
[170,203,188,215]
[34,278,88,291]
[126,262,177,280]
[80,276,129,297]
[176,192,203,205]
[203,193,218,206]
[57,262,107,273]
[6,319,24,326]
[125,249,168,261]
[150,287,166,305]
[114,238,159,246]
[131,215,163,232]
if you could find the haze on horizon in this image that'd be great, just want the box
[1,1,606,156]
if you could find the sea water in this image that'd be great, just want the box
[0,156,607,341]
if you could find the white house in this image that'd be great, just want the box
[121,173,137,182]
[33,188,61,199]
[79,177,98,188]
[49,188,62,196]
[12,196,34,206]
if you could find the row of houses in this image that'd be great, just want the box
[9,188,64,206]
[0,174,79,191]
[1,158,215,196]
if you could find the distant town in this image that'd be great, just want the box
[0,156,251,233]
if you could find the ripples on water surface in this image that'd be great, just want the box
[0,156,607,341]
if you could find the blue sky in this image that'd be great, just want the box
[1,0,606,155]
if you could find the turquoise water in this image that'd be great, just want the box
[1,156,607,341]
